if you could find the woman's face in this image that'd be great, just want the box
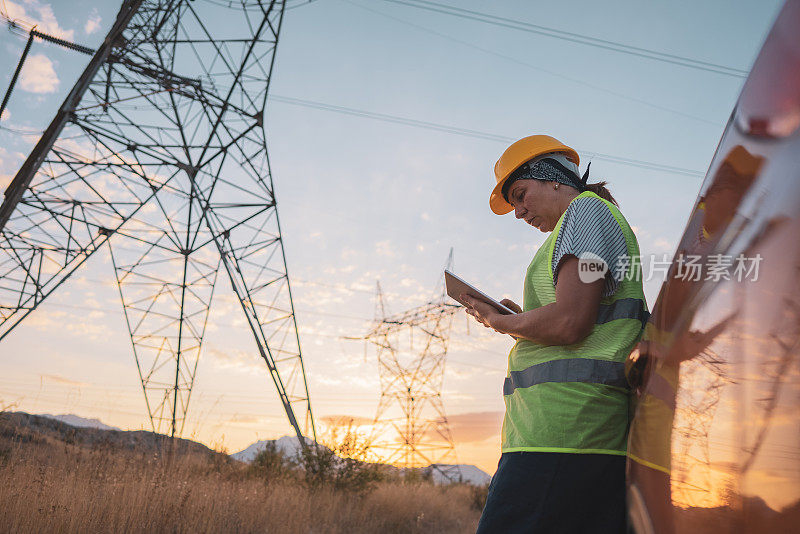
[507,179,564,233]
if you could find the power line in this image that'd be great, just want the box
[26,292,509,368]
[342,0,723,128]
[26,298,372,327]
[1,13,94,54]
[285,0,322,11]
[196,0,318,10]
[0,124,41,134]
[269,94,705,177]
[1,5,710,178]
[271,94,510,141]
[381,0,748,78]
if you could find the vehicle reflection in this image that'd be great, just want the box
[626,1,800,532]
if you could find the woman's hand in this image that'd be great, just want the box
[461,294,504,332]
[500,299,522,314]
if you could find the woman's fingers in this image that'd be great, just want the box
[465,305,490,327]
[463,296,502,331]
[500,299,522,313]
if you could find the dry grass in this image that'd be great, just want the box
[0,426,481,533]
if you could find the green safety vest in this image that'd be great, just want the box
[501,190,648,456]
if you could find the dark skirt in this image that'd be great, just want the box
[475,451,627,534]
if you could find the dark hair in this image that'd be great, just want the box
[584,180,618,207]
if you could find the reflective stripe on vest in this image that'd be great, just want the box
[597,298,650,329]
[503,358,628,396]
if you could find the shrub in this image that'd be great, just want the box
[249,441,294,482]
[296,423,384,493]
[296,442,383,493]
[469,483,490,511]
[401,466,434,485]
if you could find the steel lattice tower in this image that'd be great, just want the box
[363,254,462,481]
[0,0,315,442]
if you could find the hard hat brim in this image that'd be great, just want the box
[489,180,514,215]
[490,135,579,216]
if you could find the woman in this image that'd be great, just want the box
[463,135,648,534]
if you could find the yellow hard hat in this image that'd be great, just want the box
[490,135,580,215]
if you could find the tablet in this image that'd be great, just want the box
[444,270,517,315]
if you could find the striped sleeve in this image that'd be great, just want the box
[551,197,628,297]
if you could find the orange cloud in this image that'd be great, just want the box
[445,410,503,443]
[40,373,88,387]
[319,414,374,427]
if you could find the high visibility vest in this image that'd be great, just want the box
[501,190,649,455]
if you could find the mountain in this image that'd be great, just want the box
[231,435,312,462]
[233,436,492,486]
[39,413,120,431]
[431,464,491,486]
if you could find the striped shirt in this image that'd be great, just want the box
[552,196,628,297]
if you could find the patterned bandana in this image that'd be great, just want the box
[502,153,590,202]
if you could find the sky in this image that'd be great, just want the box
[0,0,786,477]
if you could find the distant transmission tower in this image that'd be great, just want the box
[363,252,462,480]
[0,0,315,442]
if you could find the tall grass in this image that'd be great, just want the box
[0,426,481,533]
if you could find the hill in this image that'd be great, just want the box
[5,412,491,486]
[0,411,219,458]
[0,411,482,533]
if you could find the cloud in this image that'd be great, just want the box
[20,54,59,94]
[319,414,374,428]
[226,414,262,425]
[40,373,88,387]
[84,9,101,34]
[375,239,396,258]
[315,375,343,386]
[442,411,503,443]
[24,308,67,330]
[653,238,674,251]
[3,1,75,41]
[206,345,262,371]
[0,147,11,190]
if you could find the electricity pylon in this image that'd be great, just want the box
[0,0,316,442]
[363,252,462,481]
